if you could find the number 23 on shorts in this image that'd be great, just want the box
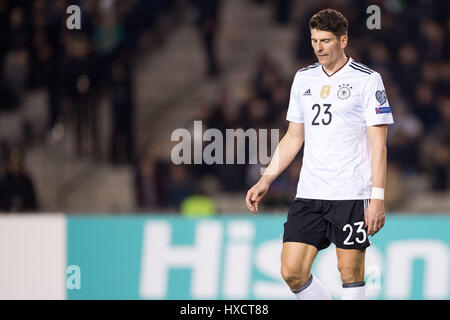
[342,221,367,245]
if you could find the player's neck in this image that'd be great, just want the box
[322,54,348,75]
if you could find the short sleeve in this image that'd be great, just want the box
[362,72,394,126]
[286,72,304,123]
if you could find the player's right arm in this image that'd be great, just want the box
[246,121,305,213]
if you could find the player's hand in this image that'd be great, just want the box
[364,199,385,236]
[245,181,269,214]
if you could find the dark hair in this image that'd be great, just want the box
[309,9,348,38]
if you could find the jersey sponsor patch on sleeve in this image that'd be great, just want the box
[375,106,391,114]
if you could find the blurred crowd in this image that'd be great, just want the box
[0,0,448,213]
[0,0,227,212]
[135,0,449,212]
[0,0,181,156]
[0,0,179,212]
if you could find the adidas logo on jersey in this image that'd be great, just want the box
[303,89,311,96]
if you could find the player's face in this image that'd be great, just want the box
[310,29,347,66]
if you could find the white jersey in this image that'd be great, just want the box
[286,57,394,200]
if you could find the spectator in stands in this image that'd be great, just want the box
[6,6,29,50]
[393,43,421,98]
[164,164,194,209]
[428,96,450,191]
[94,6,125,87]
[110,54,134,164]
[418,20,447,61]
[2,4,31,110]
[413,82,439,131]
[180,177,218,217]
[428,138,449,191]
[366,42,393,76]
[193,0,221,76]
[135,140,173,210]
[0,147,38,212]
[1,46,29,110]
[61,32,99,158]
[135,144,159,209]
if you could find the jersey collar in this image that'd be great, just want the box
[321,56,351,77]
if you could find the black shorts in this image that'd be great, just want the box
[283,198,371,251]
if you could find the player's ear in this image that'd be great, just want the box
[340,34,348,49]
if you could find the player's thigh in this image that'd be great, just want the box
[336,248,366,281]
[281,242,318,277]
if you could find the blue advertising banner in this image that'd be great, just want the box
[67,214,450,300]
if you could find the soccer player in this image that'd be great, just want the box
[245,9,394,300]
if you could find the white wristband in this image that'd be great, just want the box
[371,187,384,200]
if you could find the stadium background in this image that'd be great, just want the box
[0,0,448,300]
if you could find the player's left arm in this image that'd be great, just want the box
[366,124,388,236]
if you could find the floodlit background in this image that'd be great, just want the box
[0,0,448,300]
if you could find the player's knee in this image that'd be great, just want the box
[281,266,310,290]
[337,263,364,284]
